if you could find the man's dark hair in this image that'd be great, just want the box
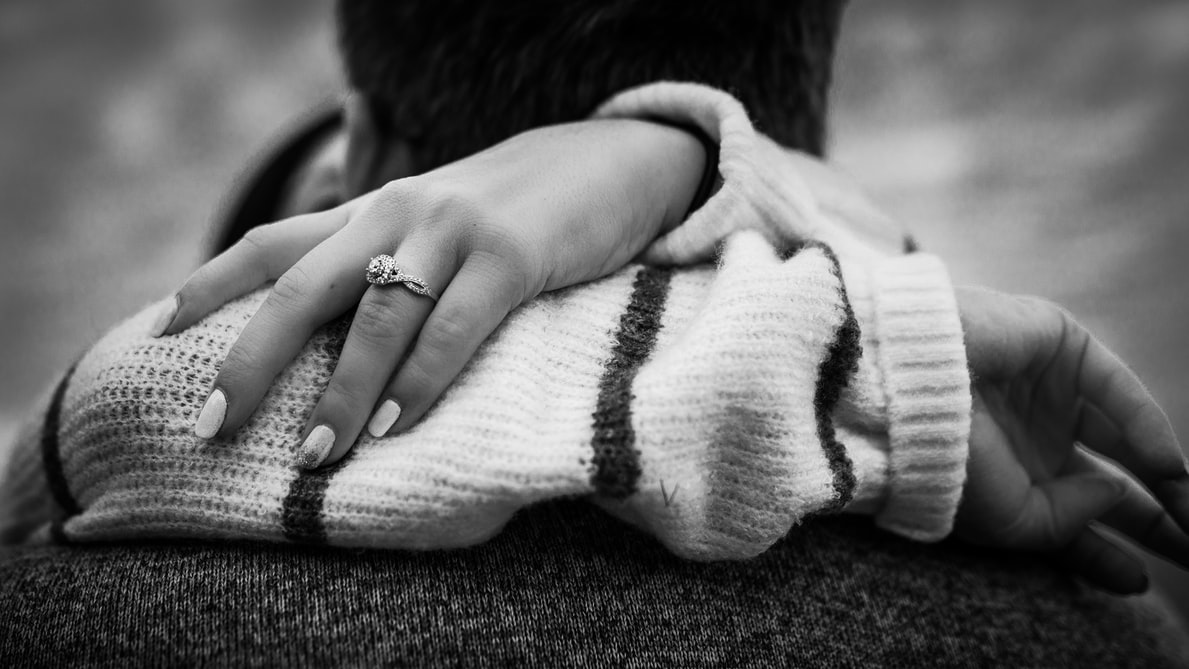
[338,0,847,171]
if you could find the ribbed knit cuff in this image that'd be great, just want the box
[870,253,971,542]
[593,82,904,267]
[592,82,823,266]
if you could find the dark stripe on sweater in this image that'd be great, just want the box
[281,465,340,544]
[41,363,81,519]
[280,315,352,545]
[589,267,673,499]
[776,240,805,262]
[803,242,860,512]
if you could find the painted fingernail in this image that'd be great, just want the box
[297,425,336,469]
[150,295,179,338]
[367,399,402,438]
[195,389,226,440]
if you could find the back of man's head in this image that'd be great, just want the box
[337,0,848,171]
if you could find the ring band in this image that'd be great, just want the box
[365,255,439,301]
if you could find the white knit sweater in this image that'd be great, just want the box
[0,83,971,560]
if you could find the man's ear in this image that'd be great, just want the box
[275,129,348,219]
[344,92,417,197]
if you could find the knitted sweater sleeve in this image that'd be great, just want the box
[592,82,909,265]
[594,81,972,543]
[0,229,969,559]
[0,84,970,557]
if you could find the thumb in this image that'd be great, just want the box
[1017,473,1127,550]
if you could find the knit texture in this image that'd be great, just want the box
[0,235,965,559]
[870,254,971,540]
[4,509,1188,668]
[594,83,907,265]
[0,83,971,558]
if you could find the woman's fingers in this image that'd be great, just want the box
[160,208,350,336]
[1067,327,1189,533]
[297,233,457,468]
[196,224,380,440]
[1074,328,1183,479]
[1066,447,1189,569]
[1016,472,1128,550]
[1054,526,1149,595]
[374,255,522,436]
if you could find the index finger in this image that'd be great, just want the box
[1066,446,1189,569]
[163,206,350,335]
[197,223,380,439]
[1071,321,1189,533]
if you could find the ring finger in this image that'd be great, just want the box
[296,232,457,468]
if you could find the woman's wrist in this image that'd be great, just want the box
[639,117,719,223]
[606,118,708,238]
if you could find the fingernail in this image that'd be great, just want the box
[367,399,402,438]
[297,425,336,469]
[150,295,179,338]
[194,389,226,440]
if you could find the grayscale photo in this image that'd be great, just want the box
[1,1,1187,665]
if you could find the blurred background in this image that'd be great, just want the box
[1,0,1186,624]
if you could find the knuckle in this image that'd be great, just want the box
[435,189,484,226]
[271,265,312,305]
[351,296,399,346]
[1045,299,1078,333]
[1016,294,1084,370]
[990,493,1053,550]
[238,224,283,274]
[324,373,371,407]
[395,354,436,400]
[457,221,537,295]
[415,178,486,233]
[181,264,215,294]
[420,308,472,357]
[484,232,534,272]
[378,176,420,201]
[1015,294,1052,310]
[240,224,275,254]
[373,177,484,244]
[375,178,421,212]
[1016,294,1059,317]
[356,178,426,232]
[213,348,266,393]
[1051,304,1080,339]
[1099,362,1130,394]
[1017,294,1068,329]
[265,266,317,326]
[1054,303,1077,324]
[394,309,480,403]
[1013,294,1051,311]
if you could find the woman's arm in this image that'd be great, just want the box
[161,118,706,468]
[164,80,926,473]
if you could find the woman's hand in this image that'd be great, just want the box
[158,118,705,468]
[953,286,1189,593]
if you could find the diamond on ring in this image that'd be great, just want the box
[365,255,399,285]
[365,254,439,301]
